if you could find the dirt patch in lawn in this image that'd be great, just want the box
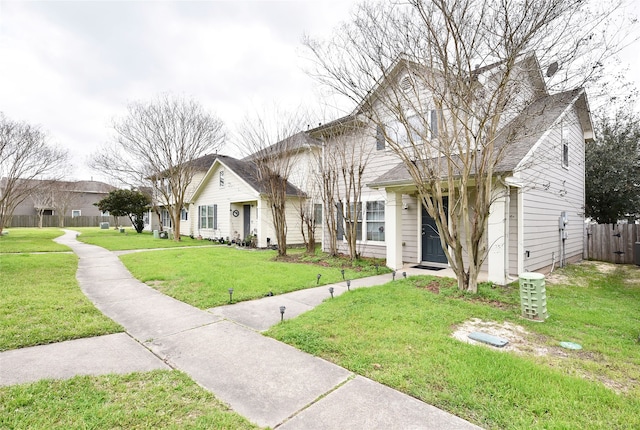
[452,318,550,356]
[452,318,637,393]
[418,280,441,294]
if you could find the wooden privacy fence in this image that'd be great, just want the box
[585,223,640,264]
[8,215,114,228]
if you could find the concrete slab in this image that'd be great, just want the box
[95,293,222,341]
[76,278,162,303]
[147,320,352,428]
[280,376,482,430]
[211,285,347,331]
[0,333,169,386]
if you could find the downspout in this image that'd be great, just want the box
[500,176,522,282]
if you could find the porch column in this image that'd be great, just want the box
[487,186,507,285]
[385,190,403,270]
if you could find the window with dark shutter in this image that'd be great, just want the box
[562,139,569,168]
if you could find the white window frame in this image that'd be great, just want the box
[365,201,385,242]
[198,205,217,229]
[219,170,225,187]
[180,208,188,221]
[161,209,172,228]
[339,200,386,244]
[71,210,81,218]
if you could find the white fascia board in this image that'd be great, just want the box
[514,89,584,171]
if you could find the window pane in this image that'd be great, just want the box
[207,205,214,229]
[366,201,385,241]
[314,203,322,223]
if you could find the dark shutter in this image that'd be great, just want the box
[213,204,218,229]
[336,202,344,240]
[376,125,385,150]
[197,206,201,229]
[430,110,439,138]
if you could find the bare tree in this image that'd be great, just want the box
[51,182,80,227]
[238,109,309,256]
[304,0,630,292]
[30,180,55,228]
[297,193,317,254]
[0,113,67,233]
[90,94,225,241]
[320,148,339,256]
[313,120,373,260]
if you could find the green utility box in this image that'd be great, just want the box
[519,272,548,321]
[153,230,159,239]
[100,222,109,229]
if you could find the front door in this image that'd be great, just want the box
[421,198,448,264]
[243,204,251,239]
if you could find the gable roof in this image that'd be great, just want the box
[243,131,321,162]
[368,88,591,188]
[0,178,115,194]
[190,154,305,202]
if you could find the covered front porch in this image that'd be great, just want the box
[384,186,513,286]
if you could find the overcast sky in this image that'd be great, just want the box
[1,0,639,183]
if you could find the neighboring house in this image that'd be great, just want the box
[306,54,592,285]
[9,179,115,218]
[143,154,218,233]
[177,132,322,247]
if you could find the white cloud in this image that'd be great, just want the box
[1,0,637,181]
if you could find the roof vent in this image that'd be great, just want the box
[400,75,413,93]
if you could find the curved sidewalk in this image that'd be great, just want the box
[3,230,480,430]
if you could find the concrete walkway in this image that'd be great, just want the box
[1,230,480,429]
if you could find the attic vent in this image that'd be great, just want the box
[400,75,413,93]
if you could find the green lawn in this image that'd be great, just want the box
[0,370,261,429]
[0,253,122,351]
[72,227,220,251]
[0,228,69,253]
[1,230,264,429]
[120,247,388,308]
[266,262,640,429]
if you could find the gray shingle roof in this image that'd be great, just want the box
[242,131,321,162]
[213,155,304,197]
[369,88,586,187]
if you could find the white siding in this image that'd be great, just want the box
[401,194,419,263]
[508,188,519,276]
[191,163,258,240]
[516,108,585,273]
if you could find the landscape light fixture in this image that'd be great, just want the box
[341,269,345,280]
[228,288,234,303]
[346,280,351,291]
[279,305,286,322]
[403,272,407,279]
[329,286,334,298]
[317,273,322,285]
[392,271,396,281]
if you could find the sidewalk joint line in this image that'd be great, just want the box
[273,373,356,428]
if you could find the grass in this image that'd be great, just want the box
[120,247,389,308]
[72,227,221,251]
[0,252,122,351]
[266,262,640,429]
[0,370,262,429]
[1,230,264,429]
[0,228,70,253]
